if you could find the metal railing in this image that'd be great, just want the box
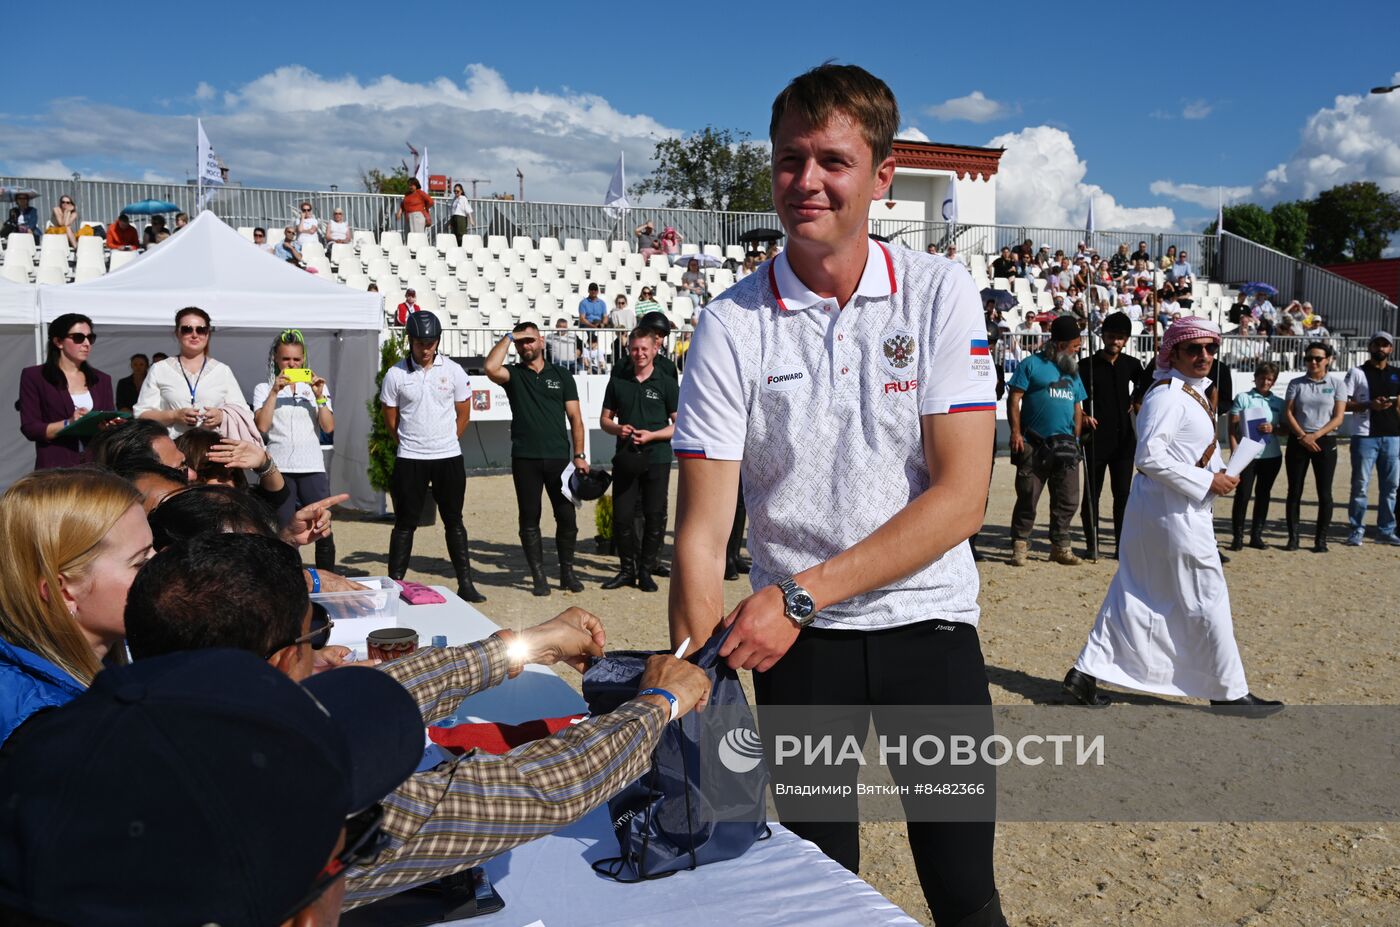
[1218,231,1398,336]
[997,332,1375,376]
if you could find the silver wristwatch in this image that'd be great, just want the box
[777,577,816,628]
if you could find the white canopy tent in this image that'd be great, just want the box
[0,278,40,490]
[36,213,384,510]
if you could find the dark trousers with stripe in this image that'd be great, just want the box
[754,620,997,926]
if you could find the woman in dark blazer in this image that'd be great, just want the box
[19,314,115,470]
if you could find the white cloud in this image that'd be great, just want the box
[1181,99,1212,120]
[1257,76,1400,201]
[926,91,1015,124]
[194,82,215,101]
[0,64,680,205]
[895,126,930,142]
[1148,180,1251,209]
[987,125,1176,231]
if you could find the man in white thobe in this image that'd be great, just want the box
[1063,317,1283,708]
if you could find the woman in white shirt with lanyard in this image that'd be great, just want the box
[449,183,473,246]
[134,307,251,436]
[253,329,337,570]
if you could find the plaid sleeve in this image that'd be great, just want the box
[342,698,667,908]
[376,637,511,724]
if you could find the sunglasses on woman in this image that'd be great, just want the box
[179,325,211,336]
[64,332,98,344]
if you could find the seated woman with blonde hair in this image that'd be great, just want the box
[0,468,152,744]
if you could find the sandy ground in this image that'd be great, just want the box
[329,452,1399,926]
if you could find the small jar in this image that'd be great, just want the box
[367,627,419,662]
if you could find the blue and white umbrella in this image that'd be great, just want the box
[122,199,181,216]
[1239,282,1278,297]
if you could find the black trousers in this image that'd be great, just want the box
[1285,436,1337,540]
[390,455,466,533]
[611,451,669,556]
[510,457,576,535]
[1080,445,1134,552]
[754,620,997,926]
[1231,455,1283,538]
[1011,447,1079,544]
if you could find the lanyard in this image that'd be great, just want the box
[179,356,207,405]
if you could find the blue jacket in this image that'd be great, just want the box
[0,637,86,744]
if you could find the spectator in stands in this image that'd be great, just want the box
[0,208,21,238]
[1227,361,1285,550]
[326,208,352,246]
[396,288,422,326]
[680,257,710,306]
[105,212,140,251]
[657,226,683,256]
[1008,315,1088,566]
[1109,243,1130,277]
[1283,342,1347,551]
[578,282,607,329]
[635,219,659,256]
[1306,314,1331,340]
[448,183,473,245]
[583,333,606,373]
[18,313,116,470]
[1168,250,1194,287]
[367,282,378,293]
[0,468,149,744]
[173,212,189,232]
[0,644,419,927]
[609,292,636,331]
[739,254,759,278]
[254,329,338,570]
[547,318,582,373]
[115,353,149,412]
[252,226,274,254]
[763,242,780,262]
[397,177,434,235]
[1018,238,1035,260]
[1228,294,1251,325]
[1344,331,1400,546]
[296,201,321,252]
[991,246,1016,280]
[10,192,40,241]
[925,243,937,255]
[1159,245,1177,272]
[1130,240,1150,264]
[274,225,305,267]
[48,194,79,248]
[142,215,170,248]
[635,286,662,317]
[135,307,251,437]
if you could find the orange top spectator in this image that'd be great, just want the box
[401,187,433,220]
[106,214,140,251]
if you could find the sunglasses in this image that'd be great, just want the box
[179,324,210,336]
[1181,342,1219,358]
[1305,355,1328,363]
[64,332,98,344]
[60,200,73,205]
[265,602,334,658]
[302,206,313,211]
[281,802,389,921]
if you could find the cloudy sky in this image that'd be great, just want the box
[3,2,1396,234]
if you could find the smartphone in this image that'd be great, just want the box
[285,368,314,384]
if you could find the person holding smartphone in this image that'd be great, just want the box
[253,330,337,570]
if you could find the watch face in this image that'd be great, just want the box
[787,592,815,620]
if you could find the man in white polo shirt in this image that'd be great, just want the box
[380,310,487,603]
[669,65,1004,927]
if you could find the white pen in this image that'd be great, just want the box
[674,637,691,660]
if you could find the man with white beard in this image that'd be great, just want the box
[1063,317,1284,709]
[1007,315,1088,566]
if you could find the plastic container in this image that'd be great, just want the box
[312,577,400,650]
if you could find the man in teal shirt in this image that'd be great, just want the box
[1007,315,1088,566]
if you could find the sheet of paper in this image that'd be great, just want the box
[1242,405,1270,443]
[1226,437,1265,478]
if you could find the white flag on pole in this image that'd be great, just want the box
[406,142,429,189]
[940,177,958,225]
[1216,188,1225,238]
[603,152,630,220]
[197,119,224,188]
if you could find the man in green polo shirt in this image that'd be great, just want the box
[600,327,679,592]
[486,322,591,595]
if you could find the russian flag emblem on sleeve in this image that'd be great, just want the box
[970,338,990,356]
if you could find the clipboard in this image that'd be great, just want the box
[55,410,130,440]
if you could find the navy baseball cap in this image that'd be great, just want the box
[0,649,423,927]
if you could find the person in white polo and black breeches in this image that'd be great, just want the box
[484,321,591,596]
[379,310,486,603]
[668,65,1007,927]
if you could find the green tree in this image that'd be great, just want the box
[1206,203,1274,246]
[634,127,772,213]
[1269,201,1309,258]
[366,334,406,493]
[361,162,414,196]
[1304,181,1400,264]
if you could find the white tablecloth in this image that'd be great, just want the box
[391,588,920,927]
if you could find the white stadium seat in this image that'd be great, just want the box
[379,231,403,249]
[108,250,139,273]
[538,237,560,256]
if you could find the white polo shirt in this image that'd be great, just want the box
[379,355,471,460]
[674,239,996,631]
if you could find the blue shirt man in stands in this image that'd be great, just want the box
[577,283,607,329]
[1007,314,1089,566]
[1168,251,1194,285]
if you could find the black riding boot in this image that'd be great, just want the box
[557,528,584,592]
[314,535,337,572]
[387,528,414,580]
[949,891,1008,927]
[602,519,637,590]
[520,527,550,597]
[636,525,664,593]
[445,524,486,602]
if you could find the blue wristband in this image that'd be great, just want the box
[305,566,320,594]
[638,687,679,722]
